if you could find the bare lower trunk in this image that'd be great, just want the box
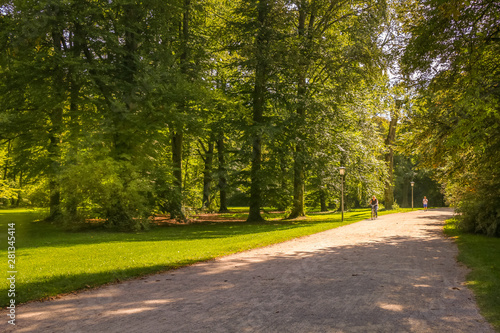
[47,114,62,221]
[384,115,398,210]
[248,134,264,222]
[201,141,214,209]
[288,147,305,218]
[16,170,22,207]
[171,131,185,220]
[217,137,228,213]
[320,188,327,212]
[402,181,409,208]
[277,156,287,211]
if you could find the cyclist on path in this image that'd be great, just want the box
[370,196,379,219]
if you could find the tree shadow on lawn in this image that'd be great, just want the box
[1,231,489,333]
[6,211,370,250]
[0,260,203,308]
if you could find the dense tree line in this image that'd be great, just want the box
[400,0,500,236]
[0,0,447,230]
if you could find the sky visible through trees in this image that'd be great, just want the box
[0,0,498,235]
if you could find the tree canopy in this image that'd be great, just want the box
[401,0,500,235]
[2,0,487,234]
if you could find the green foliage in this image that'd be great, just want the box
[0,179,18,202]
[0,142,21,205]
[0,0,394,226]
[401,0,500,235]
[454,186,500,237]
[60,158,153,230]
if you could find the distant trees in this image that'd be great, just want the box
[0,0,394,228]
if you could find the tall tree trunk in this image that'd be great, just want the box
[170,130,185,219]
[169,0,191,220]
[3,140,10,180]
[66,23,83,219]
[46,9,64,221]
[288,71,306,218]
[289,148,305,217]
[289,2,314,218]
[402,180,409,208]
[217,136,228,213]
[320,188,327,212]
[247,0,270,222]
[384,115,398,210]
[277,154,287,211]
[66,82,80,218]
[16,170,22,207]
[47,107,63,221]
[247,115,264,221]
[201,140,214,209]
[106,4,140,227]
[10,168,17,206]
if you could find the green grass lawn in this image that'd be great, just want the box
[445,219,500,332]
[0,206,415,307]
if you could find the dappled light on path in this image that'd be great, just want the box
[378,302,405,312]
[1,209,494,332]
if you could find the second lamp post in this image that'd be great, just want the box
[340,167,345,222]
[410,181,415,210]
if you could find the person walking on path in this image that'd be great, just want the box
[423,196,428,211]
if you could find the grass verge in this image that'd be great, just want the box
[1,207,414,307]
[444,219,500,331]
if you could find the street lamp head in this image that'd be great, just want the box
[395,96,404,109]
[410,181,415,187]
[339,167,345,176]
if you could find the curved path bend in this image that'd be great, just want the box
[2,208,495,332]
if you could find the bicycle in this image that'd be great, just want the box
[371,204,378,220]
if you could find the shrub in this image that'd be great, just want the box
[455,184,500,237]
[60,157,154,231]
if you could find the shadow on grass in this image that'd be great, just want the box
[0,210,372,250]
[0,260,203,307]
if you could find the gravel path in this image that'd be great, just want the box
[1,208,495,332]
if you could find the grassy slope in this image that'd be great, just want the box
[444,220,500,332]
[0,207,414,307]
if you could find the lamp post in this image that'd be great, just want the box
[410,181,415,210]
[340,167,345,222]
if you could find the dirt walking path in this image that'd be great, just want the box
[2,208,495,332]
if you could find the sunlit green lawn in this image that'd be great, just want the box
[445,220,500,331]
[0,207,414,307]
